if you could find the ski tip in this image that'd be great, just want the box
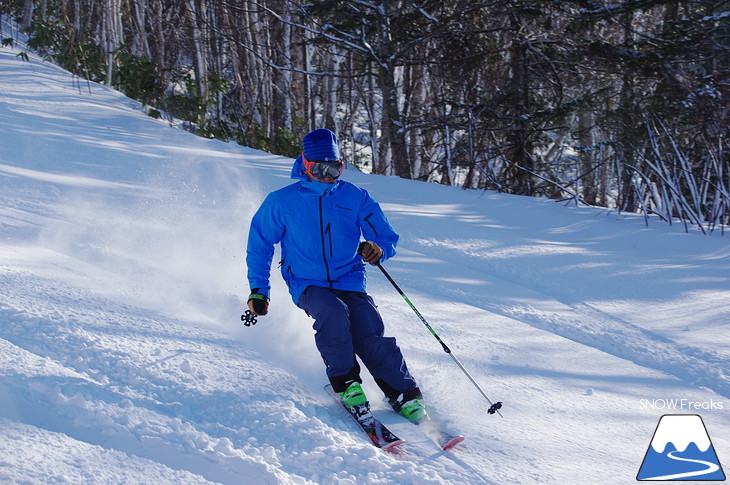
[440,435,465,451]
[382,439,407,452]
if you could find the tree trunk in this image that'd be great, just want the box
[578,109,597,204]
[103,0,123,86]
[616,10,638,212]
[374,2,410,178]
[21,0,34,29]
[506,17,533,195]
[186,0,208,125]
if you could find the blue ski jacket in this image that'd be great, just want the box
[246,155,399,306]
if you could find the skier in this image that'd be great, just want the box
[246,128,427,423]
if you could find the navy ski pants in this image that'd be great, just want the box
[298,285,418,395]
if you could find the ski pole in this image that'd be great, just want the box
[376,262,503,418]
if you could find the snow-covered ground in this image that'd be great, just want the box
[1,33,728,485]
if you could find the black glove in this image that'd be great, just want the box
[358,241,383,264]
[247,289,269,316]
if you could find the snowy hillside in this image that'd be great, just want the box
[1,37,729,485]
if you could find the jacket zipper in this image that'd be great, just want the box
[319,195,333,286]
[324,222,333,258]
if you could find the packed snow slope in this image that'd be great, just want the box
[1,38,729,485]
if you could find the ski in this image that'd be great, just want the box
[417,416,465,450]
[325,385,405,451]
[398,409,465,451]
[435,428,465,451]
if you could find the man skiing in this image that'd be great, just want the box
[246,128,427,423]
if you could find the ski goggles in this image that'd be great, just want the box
[302,153,344,181]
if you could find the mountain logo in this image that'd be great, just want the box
[637,414,726,481]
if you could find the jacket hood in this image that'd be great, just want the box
[291,154,341,195]
[290,154,307,181]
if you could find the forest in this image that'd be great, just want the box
[2,0,728,232]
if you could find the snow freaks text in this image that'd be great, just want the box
[640,399,724,411]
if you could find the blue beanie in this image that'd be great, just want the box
[302,129,340,162]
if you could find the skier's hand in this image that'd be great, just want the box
[247,289,269,316]
[358,241,383,264]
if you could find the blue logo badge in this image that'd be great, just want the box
[637,414,726,481]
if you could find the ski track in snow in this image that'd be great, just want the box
[398,241,730,399]
[1,20,729,485]
[367,186,730,400]
[0,267,491,485]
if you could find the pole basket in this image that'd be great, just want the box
[241,310,258,327]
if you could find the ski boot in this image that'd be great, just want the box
[339,381,371,421]
[388,387,428,424]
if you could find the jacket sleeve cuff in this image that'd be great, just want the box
[249,285,271,299]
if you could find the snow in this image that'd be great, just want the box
[1,36,729,485]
